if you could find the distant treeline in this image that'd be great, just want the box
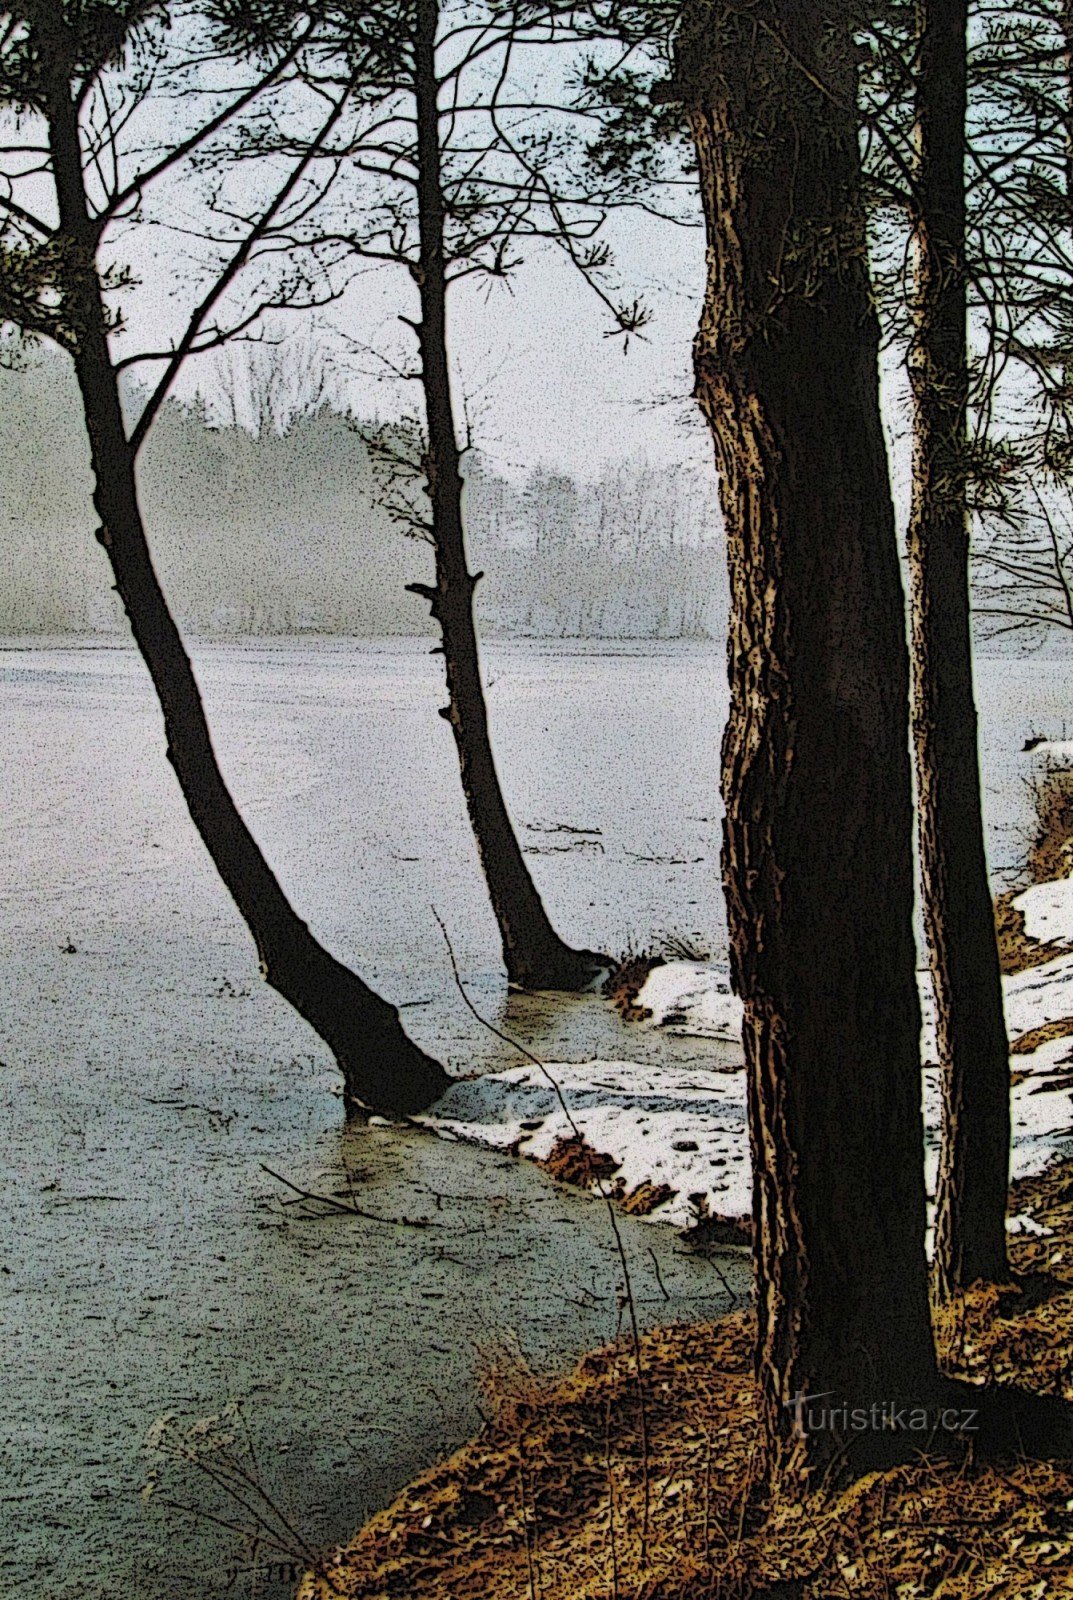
[1,355,727,640]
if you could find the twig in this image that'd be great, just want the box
[798,1493,856,1600]
[153,1497,300,1563]
[259,1165,437,1228]
[703,1254,746,1308]
[432,906,652,1566]
[647,1245,671,1303]
[518,1458,540,1600]
[604,1392,621,1600]
[734,1442,757,1553]
[702,1429,713,1565]
[194,1454,319,1569]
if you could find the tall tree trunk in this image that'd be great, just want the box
[40,43,448,1117]
[911,0,1011,1299]
[1061,1,1073,404]
[673,0,938,1476]
[1063,2,1073,207]
[408,0,606,991]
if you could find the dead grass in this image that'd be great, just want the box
[1010,1017,1073,1056]
[995,890,1070,976]
[602,953,665,1019]
[994,764,1073,975]
[536,1136,677,1217]
[1029,765,1073,886]
[1006,1160,1073,1280]
[616,1178,676,1217]
[536,1135,622,1189]
[300,1160,1073,1600]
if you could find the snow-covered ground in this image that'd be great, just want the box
[629,960,744,1040]
[1015,877,1073,949]
[421,877,1073,1237]
[419,1056,751,1230]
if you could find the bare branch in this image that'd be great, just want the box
[128,86,352,456]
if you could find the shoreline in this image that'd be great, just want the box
[299,1150,1073,1600]
[415,903,1073,1248]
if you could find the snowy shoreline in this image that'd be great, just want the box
[419,878,1073,1242]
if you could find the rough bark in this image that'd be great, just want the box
[38,29,448,1117]
[409,0,606,991]
[910,0,1011,1299]
[1061,1,1073,402]
[1064,2,1073,207]
[675,0,938,1477]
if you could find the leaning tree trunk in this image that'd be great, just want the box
[671,0,938,1478]
[1065,2,1073,206]
[1061,4,1073,427]
[408,0,606,992]
[42,59,447,1117]
[910,0,1011,1300]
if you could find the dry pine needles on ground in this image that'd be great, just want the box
[298,1160,1073,1600]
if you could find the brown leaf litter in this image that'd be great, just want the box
[298,1159,1073,1600]
[602,953,666,1020]
[537,1136,677,1217]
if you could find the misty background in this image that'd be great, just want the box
[1,348,727,640]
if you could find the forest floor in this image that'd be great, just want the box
[298,1154,1073,1600]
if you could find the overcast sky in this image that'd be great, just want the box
[1,8,906,492]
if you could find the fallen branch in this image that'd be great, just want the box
[259,1165,438,1228]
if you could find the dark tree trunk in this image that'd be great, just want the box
[674,0,938,1477]
[1064,2,1073,206]
[40,45,448,1117]
[408,0,606,991]
[910,0,1011,1299]
[1061,2,1073,403]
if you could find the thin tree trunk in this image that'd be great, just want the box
[1063,1,1073,208]
[408,0,606,991]
[673,0,938,1477]
[41,44,448,1117]
[911,0,1011,1299]
[1061,2,1073,411]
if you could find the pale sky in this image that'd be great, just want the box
[118,191,713,481]
[2,9,905,490]
[64,6,715,484]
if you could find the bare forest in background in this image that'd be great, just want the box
[2,353,726,640]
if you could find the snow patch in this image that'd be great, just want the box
[634,941,1073,1083]
[634,960,744,1040]
[419,1046,1073,1237]
[418,899,1073,1233]
[1005,952,1073,1042]
[1006,1213,1055,1238]
[1011,878,1073,948]
[1025,739,1073,761]
[418,1058,751,1231]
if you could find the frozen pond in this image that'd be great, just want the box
[0,637,1065,1598]
[0,638,746,1600]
